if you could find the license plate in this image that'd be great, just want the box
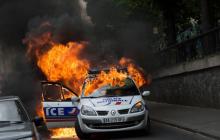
[103,117,125,123]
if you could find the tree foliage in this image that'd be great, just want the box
[114,0,219,45]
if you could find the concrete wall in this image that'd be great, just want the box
[149,54,220,108]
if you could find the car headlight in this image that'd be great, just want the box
[81,105,97,116]
[130,101,145,113]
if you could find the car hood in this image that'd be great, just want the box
[0,122,33,140]
[88,96,134,107]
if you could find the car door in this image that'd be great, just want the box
[41,81,79,128]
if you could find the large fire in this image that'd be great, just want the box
[50,128,78,139]
[84,67,138,96]
[37,41,89,93]
[23,22,150,138]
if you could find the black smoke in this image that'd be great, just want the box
[84,0,156,71]
[0,0,83,46]
[0,0,156,116]
[0,0,87,116]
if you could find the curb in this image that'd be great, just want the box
[151,118,220,140]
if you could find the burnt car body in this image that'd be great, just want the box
[0,96,40,140]
[40,68,151,139]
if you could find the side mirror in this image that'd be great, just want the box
[142,91,151,97]
[32,116,44,127]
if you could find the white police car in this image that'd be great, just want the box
[41,70,151,139]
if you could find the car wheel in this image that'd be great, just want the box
[143,116,151,135]
[75,119,90,139]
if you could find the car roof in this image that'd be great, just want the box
[0,96,20,101]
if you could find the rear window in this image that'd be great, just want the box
[0,100,28,121]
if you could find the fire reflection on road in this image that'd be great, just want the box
[49,127,78,139]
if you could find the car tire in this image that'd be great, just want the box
[143,116,151,135]
[75,119,90,139]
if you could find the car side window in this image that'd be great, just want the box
[43,84,63,101]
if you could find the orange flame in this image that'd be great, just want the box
[24,22,150,138]
[37,41,89,93]
[119,57,148,87]
[50,128,78,139]
[84,67,128,96]
[36,101,44,118]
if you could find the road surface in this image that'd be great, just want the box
[47,121,214,140]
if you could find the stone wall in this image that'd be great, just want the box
[149,54,220,108]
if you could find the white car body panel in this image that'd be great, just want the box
[77,95,149,133]
[88,96,134,106]
[43,101,78,128]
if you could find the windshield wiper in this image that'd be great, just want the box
[83,95,125,98]
[82,96,99,98]
[102,95,120,97]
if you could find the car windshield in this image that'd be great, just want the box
[82,77,140,98]
[0,100,29,122]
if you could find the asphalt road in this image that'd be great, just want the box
[47,121,214,140]
[107,122,214,140]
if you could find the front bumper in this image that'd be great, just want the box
[78,110,148,133]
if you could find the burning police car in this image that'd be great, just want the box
[75,69,151,139]
[41,68,151,139]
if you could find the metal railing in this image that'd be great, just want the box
[157,26,220,68]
